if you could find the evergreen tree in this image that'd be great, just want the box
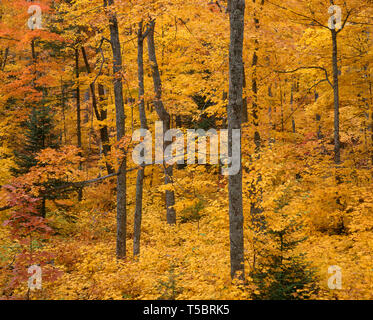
[251,191,319,300]
[11,105,60,218]
[12,105,58,176]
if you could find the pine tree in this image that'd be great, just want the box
[11,105,59,218]
[251,192,319,300]
[12,105,58,176]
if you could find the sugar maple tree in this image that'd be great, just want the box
[0,0,372,300]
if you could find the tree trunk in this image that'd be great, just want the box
[331,29,341,164]
[368,75,373,165]
[75,48,83,202]
[81,46,114,174]
[314,91,323,139]
[75,48,82,152]
[251,0,264,150]
[134,21,149,256]
[147,20,176,225]
[250,0,265,252]
[61,79,67,144]
[290,82,296,133]
[104,0,127,259]
[31,39,46,218]
[1,47,9,71]
[228,0,245,281]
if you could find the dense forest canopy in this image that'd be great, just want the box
[0,0,372,300]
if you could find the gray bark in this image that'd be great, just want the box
[249,0,265,249]
[331,28,341,164]
[81,46,114,174]
[147,20,176,225]
[315,91,323,139]
[1,47,9,71]
[104,0,127,258]
[134,21,149,256]
[31,39,46,218]
[290,83,296,133]
[369,80,373,165]
[75,48,83,202]
[75,48,82,151]
[228,0,245,281]
[251,0,264,150]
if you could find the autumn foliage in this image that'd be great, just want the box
[0,0,372,300]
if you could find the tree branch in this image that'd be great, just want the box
[337,8,352,34]
[276,66,333,88]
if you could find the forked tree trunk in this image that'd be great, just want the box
[228,0,245,281]
[81,46,114,174]
[147,20,176,225]
[104,0,127,258]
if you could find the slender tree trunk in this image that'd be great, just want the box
[249,0,265,241]
[268,85,274,144]
[61,79,67,144]
[1,47,9,71]
[331,29,341,164]
[134,21,149,256]
[104,0,127,258]
[228,0,245,281]
[369,79,373,165]
[314,91,322,139]
[75,48,82,152]
[30,39,46,218]
[280,85,284,132]
[97,83,113,171]
[290,82,296,133]
[147,20,176,225]
[251,0,264,149]
[81,46,114,174]
[252,46,259,147]
[75,48,83,202]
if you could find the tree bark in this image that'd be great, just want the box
[81,46,114,174]
[251,0,264,150]
[75,48,83,202]
[369,80,373,165]
[290,82,296,133]
[147,20,176,225]
[75,48,82,152]
[331,28,341,164]
[134,21,149,256]
[31,39,46,218]
[249,0,265,251]
[1,47,9,71]
[104,0,127,258]
[228,0,245,281]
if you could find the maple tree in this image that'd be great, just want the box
[0,0,372,300]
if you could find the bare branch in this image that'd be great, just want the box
[276,66,333,88]
[337,9,353,34]
[266,0,329,29]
